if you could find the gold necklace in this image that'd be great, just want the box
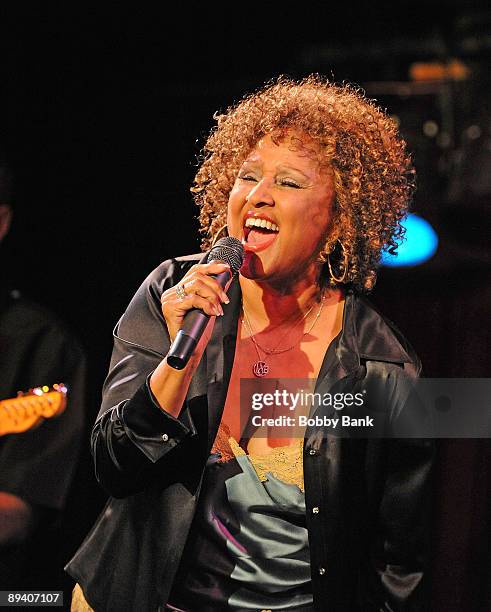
[241,295,326,377]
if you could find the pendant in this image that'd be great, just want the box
[253,360,269,377]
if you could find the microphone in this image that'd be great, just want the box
[166,237,244,370]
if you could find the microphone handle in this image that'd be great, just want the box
[166,312,209,370]
[166,269,232,370]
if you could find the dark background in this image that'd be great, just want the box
[0,4,489,610]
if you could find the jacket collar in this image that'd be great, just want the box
[336,291,416,373]
[203,275,242,448]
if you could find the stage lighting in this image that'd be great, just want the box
[381,213,438,267]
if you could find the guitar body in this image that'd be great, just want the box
[0,384,67,436]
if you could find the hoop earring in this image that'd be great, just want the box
[327,240,348,284]
[212,224,229,246]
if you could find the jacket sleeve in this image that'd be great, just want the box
[91,258,199,498]
[367,362,435,611]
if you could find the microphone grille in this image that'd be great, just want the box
[207,237,244,273]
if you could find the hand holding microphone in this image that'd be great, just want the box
[161,238,244,370]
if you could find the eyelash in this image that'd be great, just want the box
[239,175,301,189]
[280,179,301,189]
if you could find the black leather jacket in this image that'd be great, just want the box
[66,255,434,612]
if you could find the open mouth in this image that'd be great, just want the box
[243,217,279,252]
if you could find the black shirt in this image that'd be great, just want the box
[0,287,87,590]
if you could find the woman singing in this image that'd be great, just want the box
[68,75,433,611]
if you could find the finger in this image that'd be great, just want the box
[183,276,229,305]
[177,271,229,304]
[161,287,223,317]
[172,293,222,317]
[185,262,231,293]
[190,261,231,275]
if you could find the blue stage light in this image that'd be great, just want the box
[381,213,438,267]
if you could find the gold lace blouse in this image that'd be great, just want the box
[211,421,305,492]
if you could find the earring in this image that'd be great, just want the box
[327,240,348,284]
[212,224,229,246]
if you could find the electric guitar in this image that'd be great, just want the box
[0,384,67,436]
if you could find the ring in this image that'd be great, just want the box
[175,283,188,300]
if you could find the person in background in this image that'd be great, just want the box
[0,158,87,593]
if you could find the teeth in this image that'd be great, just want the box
[245,218,279,232]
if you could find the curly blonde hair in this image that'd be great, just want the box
[192,74,415,292]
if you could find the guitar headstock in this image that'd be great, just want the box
[0,384,68,436]
[22,383,68,399]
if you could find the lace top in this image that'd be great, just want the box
[211,422,305,491]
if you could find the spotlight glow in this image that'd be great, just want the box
[381,213,438,267]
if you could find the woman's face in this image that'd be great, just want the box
[227,131,335,284]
